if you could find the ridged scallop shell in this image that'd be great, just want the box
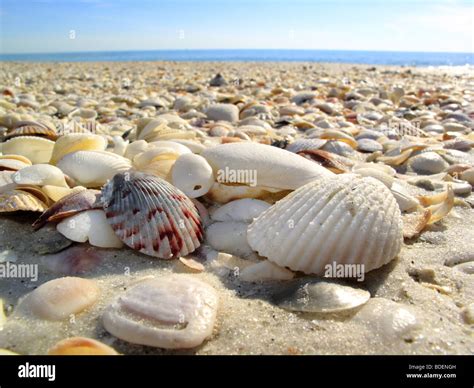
[0,155,32,171]
[49,133,107,165]
[201,142,334,191]
[138,120,195,142]
[247,174,403,275]
[101,172,203,259]
[5,121,58,141]
[57,150,131,187]
[285,138,327,153]
[2,136,55,164]
[0,190,48,212]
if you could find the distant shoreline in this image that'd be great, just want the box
[1,49,473,66]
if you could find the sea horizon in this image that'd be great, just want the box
[1,49,473,67]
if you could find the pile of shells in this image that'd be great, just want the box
[0,61,473,354]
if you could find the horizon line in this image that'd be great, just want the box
[1,48,473,56]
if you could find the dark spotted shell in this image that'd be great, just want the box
[101,172,203,259]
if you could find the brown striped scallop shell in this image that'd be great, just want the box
[4,120,58,141]
[101,172,203,259]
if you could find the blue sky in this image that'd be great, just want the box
[0,0,472,54]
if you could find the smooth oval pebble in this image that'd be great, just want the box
[102,275,218,349]
[21,277,99,321]
[206,221,255,258]
[272,279,370,313]
[206,104,239,122]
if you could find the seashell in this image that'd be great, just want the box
[206,181,289,204]
[0,171,16,193]
[376,148,412,166]
[402,209,431,239]
[202,142,333,191]
[41,185,86,202]
[297,149,353,173]
[0,155,32,171]
[102,275,218,349]
[247,174,403,275]
[206,103,239,122]
[425,185,454,225]
[69,108,97,120]
[206,221,256,259]
[111,95,139,105]
[47,337,119,355]
[101,172,203,259]
[49,133,107,165]
[171,153,214,198]
[210,198,271,222]
[57,150,131,187]
[112,135,129,156]
[285,138,327,153]
[12,164,68,187]
[0,349,19,355]
[272,279,370,313]
[5,121,58,141]
[390,182,419,212]
[148,140,192,155]
[138,120,194,142]
[320,139,357,157]
[353,167,394,188]
[2,136,55,164]
[57,209,124,248]
[352,298,422,342]
[124,139,148,160]
[170,139,207,154]
[459,167,474,185]
[239,260,294,282]
[19,277,100,321]
[453,261,474,275]
[408,152,449,174]
[319,130,357,148]
[0,190,48,212]
[14,185,51,207]
[32,188,98,229]
[41,245,103,275]
[357,138,383,153]
[178,257,205,272]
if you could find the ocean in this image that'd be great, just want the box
[0,49,473,67]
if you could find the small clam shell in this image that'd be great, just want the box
[459,167,474,185]
[101,172,203,259]
[48,337,119,355]
[272,279,370,313]
[12,164,68,187]
[0,190,48,212]
[210,198,271,222]
[408,151,449,174]
[32,188,98,230]
[124,139,148,160]
[148,140,192,155]
[0,154,32,171]
[50,133,107,165]
[138,120,195,142]
[102,275,218,349]
[57,209,124,248]
[5,121,57,141]
[41,185,86,202]
[206,181,283,204]
[171,153,214,198]
[2,136,55,164]
[390,182,420,212]
[19,277,100,321]
[239,260,294,282]
[247,174,403,275]
[206,221,256,258]
[58,150,131,187]
[202,142,333,191]
[0,171,16,193]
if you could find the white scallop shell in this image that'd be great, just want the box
[101,172,203,259]
[201,142,334,190]
[12,164,68,187]
[57,150,131,187]
[247,174,403,275]
[2,136,55,164]
[102,275,218,349]
[49,133,107,165]
[57,209,124,248]
[171,153,214,198]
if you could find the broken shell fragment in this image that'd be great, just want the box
[48,337,119,355]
